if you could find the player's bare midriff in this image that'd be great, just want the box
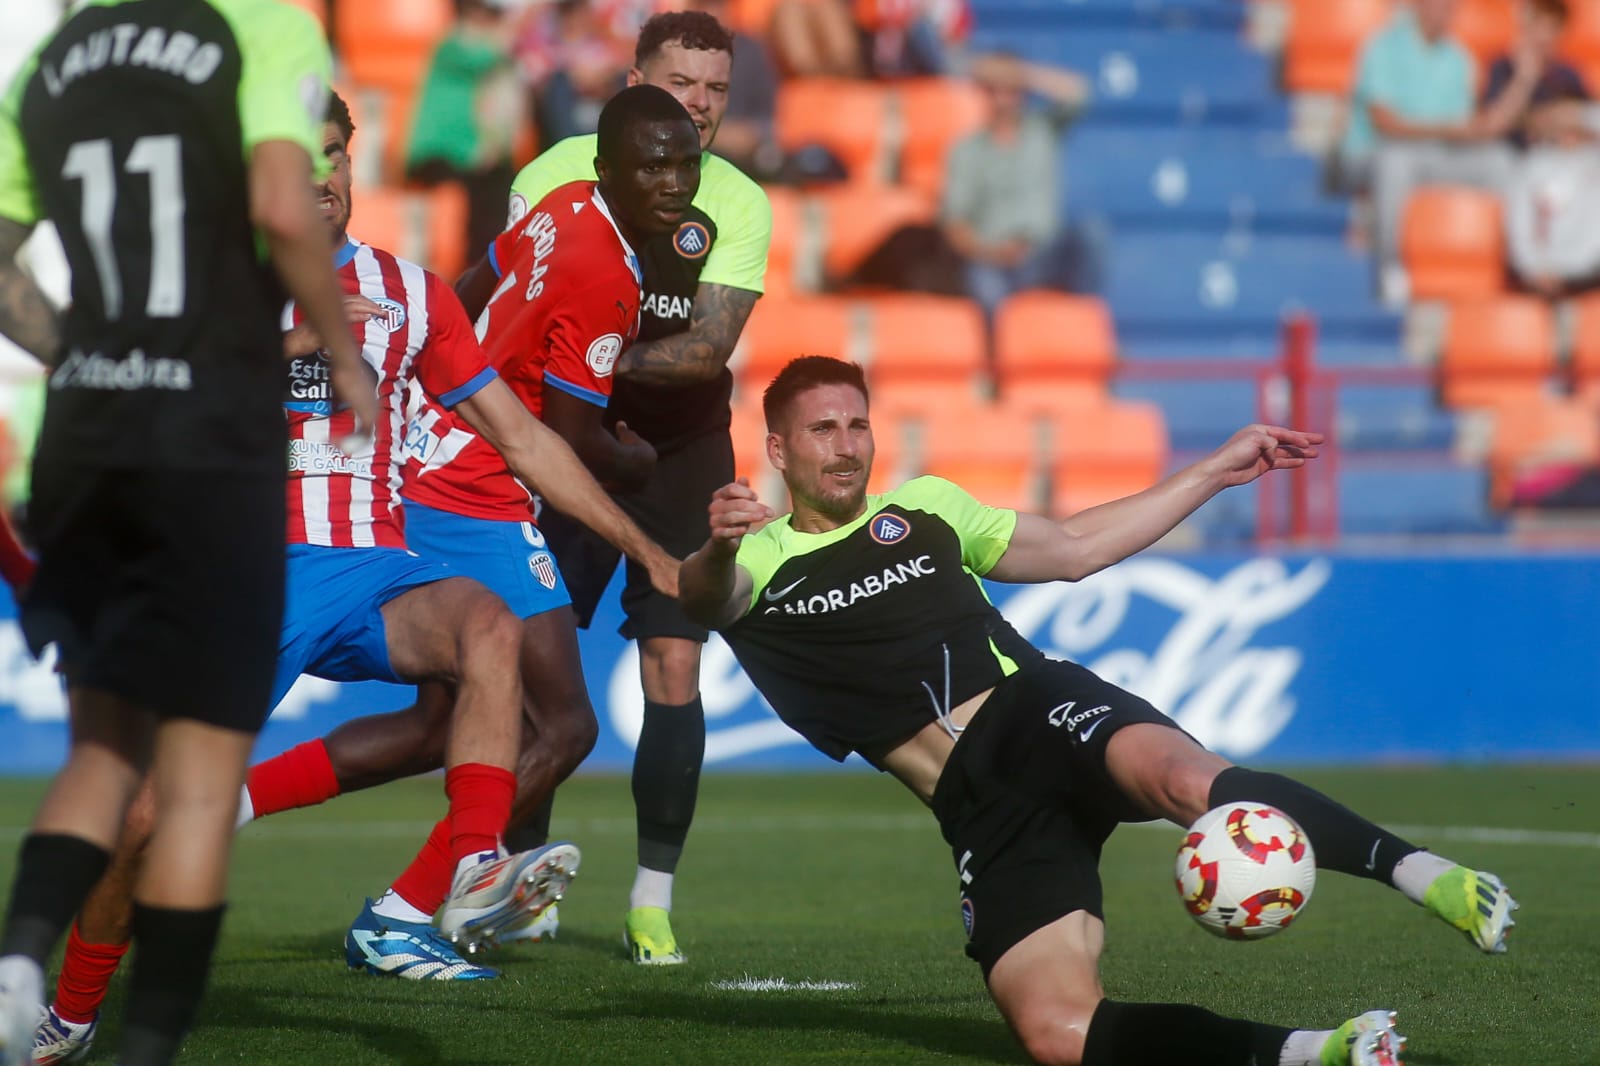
[880,686,996,806]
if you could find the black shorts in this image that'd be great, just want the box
[929,657,1188,978]
[540,428,733,643]
[20,466,286,733]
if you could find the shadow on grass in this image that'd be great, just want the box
[547,989,1027,1064]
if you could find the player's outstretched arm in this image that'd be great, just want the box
[0,218,58,364]
[251,139,377,432]
[455,376,681,597]
[614,282,759,386]
[988,424,1322,584]
[680,479,771,629]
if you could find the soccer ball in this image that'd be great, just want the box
[1175,803,1316,940]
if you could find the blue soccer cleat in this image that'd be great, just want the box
[344,900,498,981]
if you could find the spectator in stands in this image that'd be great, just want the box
[514,0,632,147]
[684,0,783,179]
[857,0,971,78]
[770,0,864,77]
[407,0,526,261]
[942,52,1089,328]
[1331,0,1515,306]
[1483,0,1592,148]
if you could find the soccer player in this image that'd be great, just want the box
[678,357,1521,1066]
[29,90,691,1060]
[463,8,771,966]
[0,1,372,1063]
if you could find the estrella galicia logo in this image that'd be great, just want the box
[869,513,910,545]
[960,896,975,939]
[673,220,710,260]
[371,297,407,333]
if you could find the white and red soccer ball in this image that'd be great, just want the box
[1175,803,1316,940]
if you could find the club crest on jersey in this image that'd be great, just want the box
[869,513,911,544]
[370,297,407,333]
[960,896,975,939]
[673,221,710,259]
[528,551,558,590]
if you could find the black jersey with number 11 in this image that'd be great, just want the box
[0,0,330,473]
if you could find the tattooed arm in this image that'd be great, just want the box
[0,218,59,366]
[614,282,759,387]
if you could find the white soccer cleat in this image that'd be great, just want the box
[0,956,43,1066]
[1329,1010,1405,1066]
[31,1006,95,1065]
[497,903,560,945]
[438,842,581,952]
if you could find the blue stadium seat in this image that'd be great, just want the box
[1066,128,1349,236]
[1339,462,1502,535]
[1335,384,1460,452]
[1113,378,1259,452]
[969,0,1244,33]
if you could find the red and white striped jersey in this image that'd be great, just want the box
[283,238,496,548]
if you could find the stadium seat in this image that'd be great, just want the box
[861,294,987,387]
[1439,297,1558,412]
[1283,0,1390,95]
[763,185,803,296]
[734,296,858,387]
[336,0,451,93]
[1400,186,1506,301]
[993,293,1116,411]
[1453,0,1518,67]
[348,183,468,280]
[906,402,1053,513]
[1560,0,1600,70]
[731,0,781,34]
[895,78,989,198]
[1486,396,1600,507]
[1566,292,1600,397]
[776,79,891,184]
[1051,401,1169,516]
[813,182,935,282]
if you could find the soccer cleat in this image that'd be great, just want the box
[0,956,43,1066]
[437,843,581,952]
[31,1006,95,1065]
[624,906,686,966]
[1322,1010,1404,1066]
[1423,867,1518,953]
[497,903,560,945]
[344,899,499,980]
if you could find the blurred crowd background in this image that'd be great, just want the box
[7,0,1600,544]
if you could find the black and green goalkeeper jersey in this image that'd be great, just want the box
[723,477,1044,763]
[0,0,331,473]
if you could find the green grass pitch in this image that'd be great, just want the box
[0,766,1595,1065]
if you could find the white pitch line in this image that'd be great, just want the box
[711,976,858,992]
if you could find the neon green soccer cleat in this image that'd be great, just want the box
[624,906,686,966]
[1423,867,1518,954]
[1322,1010,1405,1066]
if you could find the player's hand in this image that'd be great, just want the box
[646,547,682,599]
[282,295,387,360]
[607,421,658,493]
[1206,425,1323,488]
[331,358,381,451]
[708,478,774,553]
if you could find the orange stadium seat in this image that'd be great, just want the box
[1440,297,1558,411]
[993,293,1116,410]
[814,182,935,283]
[1560,0,1600,87]
[1400,186,1505,301]
[1051,401,1169,516]
[895,78,989,199]
[336,0,451,93]
[776,79,891,183]
[1453,0,1518,67]
[763,185,803,296]
[861,294,987,386]
[731,0,782,33]
[1486,395,1600,507]
[1566,292,1600,397]
[348,183,467,279]
[910,402,1052,513]
[735,296,857,386]
[1284,0,1390,95]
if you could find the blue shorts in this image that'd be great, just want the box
[272,544,457,706]
[403,500,572,620]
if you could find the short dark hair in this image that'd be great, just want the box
[763,356,870,430]
[1530,0,1570,23]
[326,89,355,145]
[596,84,696,165]
[635,11,735,67]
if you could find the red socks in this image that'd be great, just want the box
[388,765,516,915]
[444,763,515,862]
[54,924,129,1024]
[245,739,341,819]
[0,512,35,592]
